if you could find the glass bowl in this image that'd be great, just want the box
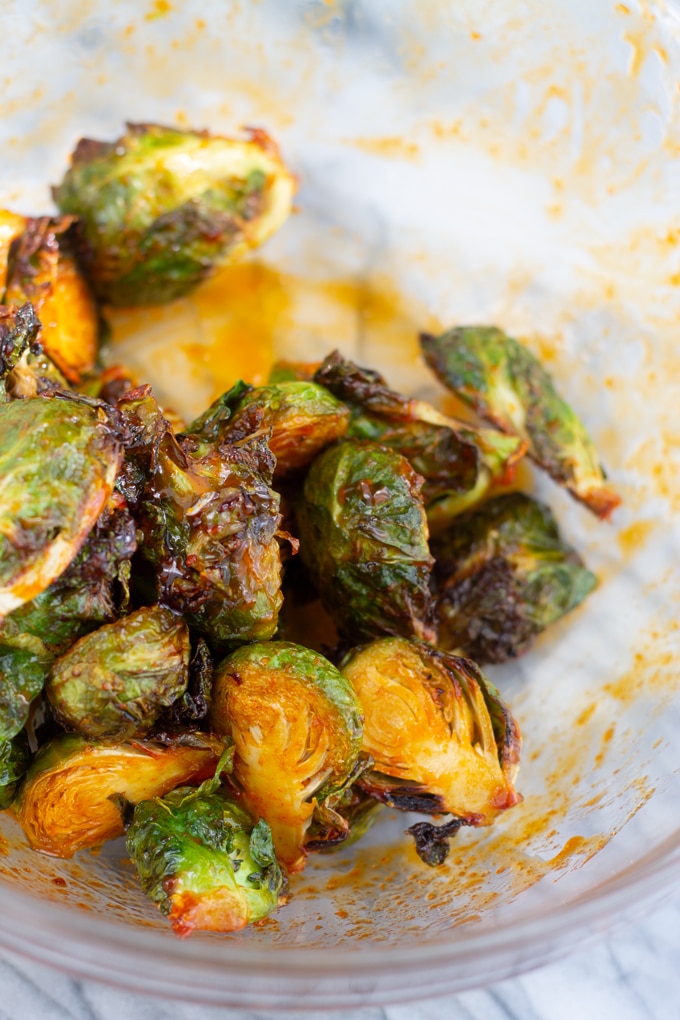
[2,0,680,1008]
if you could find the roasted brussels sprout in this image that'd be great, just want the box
[0,622,53,741]
[15,733,221,857]
[420,327,620,519]
[117,386,283,651]
[209,641,363,872]
[433,492,598,663]
[46,606,190,740]
[314,351,526,533]
[296,439,436,644]
[3,216,99,382]
[127,758,285,935]
[0,731,31,810]
[0,210,26,292]
[306,783,382,852]
[341,637,521,826]
[7,490,136,656]
[53,123,296,305]
[0,392,123,617]
[185,379,351,477]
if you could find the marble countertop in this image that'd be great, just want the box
[1,890,677,1020]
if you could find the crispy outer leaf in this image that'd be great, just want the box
[7,490,136,656]
[209,641,364,873]
[0,731,31,810]
[46,605,190,740]
[420,327,620,518]
[297,439,436,644]
[0,621,54,740]
[433,492,598,663]
[126,786,284,936]
[53,123,296,305]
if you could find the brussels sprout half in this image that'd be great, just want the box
[341,637,521,826]
[209,641,363,872]
[127,775,285,936]
[185,379,351,478]
[14,733,222,857]
[117,386,283,652]
[3,216,99,383]
[433,492,598,663]
[0,393,123,617]
[420,327,620,519]
[296,439,436,644]
[46,605,190,740]
[53,123,296,305]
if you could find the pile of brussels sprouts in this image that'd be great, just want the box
[0,123,618,935]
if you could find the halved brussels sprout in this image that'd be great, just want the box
[185,380,351,477]
[433,492,598,663]
[46,606,190,740]
[341,637,521,826]
[4,216,99,383]
[53,123,296,305]
[0,393,123,616]
[14,733,221,857]
[296,439,436,644]
[0,622,53,741]
[127,768,285,936]
[209,641,363,872]
[0,731,31,810]
[117,386,283,651]
[420,327,620,519]
[0,210,26,292]
[7,490,136,657]
[314,351,526,533]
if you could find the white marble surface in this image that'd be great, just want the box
[1,891,678,1020]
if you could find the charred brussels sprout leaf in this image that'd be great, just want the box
[117,386,283,651]
[420,327,620,519]
[0,731,31,810]
[209,641,363,872]
[7,490,136,656]
[47,606,190,740]
[53,123,296,305]
[0,621,54,740]
[297,439,436,644]
[0,393,123,617]
[433,493,598,663]
[306,782,382,853]
[127,786,284,935]
[14,733,221,857]
[341,637,521,826]
[0,302,42,398]
[406,817,469,867]
[185,380,350,477]
[4,216,99,383]
[314,351,526,533]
